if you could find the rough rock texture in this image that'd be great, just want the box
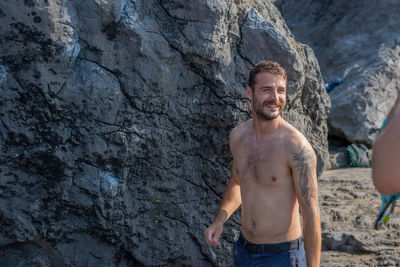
[0,0,329,266]
[277,0,400,145]
[326,146,349,170]
[319,168,400,266]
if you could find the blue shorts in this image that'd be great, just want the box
[233,233,306,267]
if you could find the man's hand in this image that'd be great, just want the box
[204,221,223,246]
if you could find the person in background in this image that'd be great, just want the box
[204,60,321,266]
[372,91,400,194]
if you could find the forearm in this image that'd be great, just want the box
[302,207,321,267]
[372,109,400,194]
[205,179,240,247]
[214,180,241,224]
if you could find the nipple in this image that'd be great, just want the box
[271,176,277,182]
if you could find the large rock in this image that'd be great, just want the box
[277,0,400,145]
[0,0,329,266]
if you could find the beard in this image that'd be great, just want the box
[253,97,285,121]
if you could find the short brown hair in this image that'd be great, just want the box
[248,60,287,90]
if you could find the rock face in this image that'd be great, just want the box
[277,0,400,145]
[326,146,349,170]
[0,0,329,266]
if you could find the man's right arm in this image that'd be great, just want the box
[204,130,242,246]
[204,161,241,246]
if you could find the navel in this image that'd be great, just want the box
[271,176,277,182]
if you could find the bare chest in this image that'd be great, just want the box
[234,140,291,185]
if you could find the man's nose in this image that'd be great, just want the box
[270,90,279,102]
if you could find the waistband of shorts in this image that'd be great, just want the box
[238,233,303,254]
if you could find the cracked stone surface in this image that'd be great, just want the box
[0,0,329,266]
[277,0,400,145]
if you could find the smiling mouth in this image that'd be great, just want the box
[265,104,281,110]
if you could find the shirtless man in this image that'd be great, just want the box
[204,61,321,266]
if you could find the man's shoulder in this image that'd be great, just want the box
[230,119,251,138]
[280,119,304,139]
[229,119,252,149]
[280,120,313,151]
[279,122,316,169]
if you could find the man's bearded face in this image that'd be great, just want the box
[251,73,286,120]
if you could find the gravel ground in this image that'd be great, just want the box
[319,168,400,267]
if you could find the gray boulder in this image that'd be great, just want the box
[322,232,374,254]
[0,0,329,266]
[326,146,349,170]
[277,0,400,144]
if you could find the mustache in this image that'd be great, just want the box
[263,100,285,107]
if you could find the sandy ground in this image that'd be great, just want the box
[319,168,400,267]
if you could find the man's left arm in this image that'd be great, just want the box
[290,142,321,267]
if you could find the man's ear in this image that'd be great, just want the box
[245,85,253,101]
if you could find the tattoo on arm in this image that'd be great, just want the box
[292,146,316,206]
